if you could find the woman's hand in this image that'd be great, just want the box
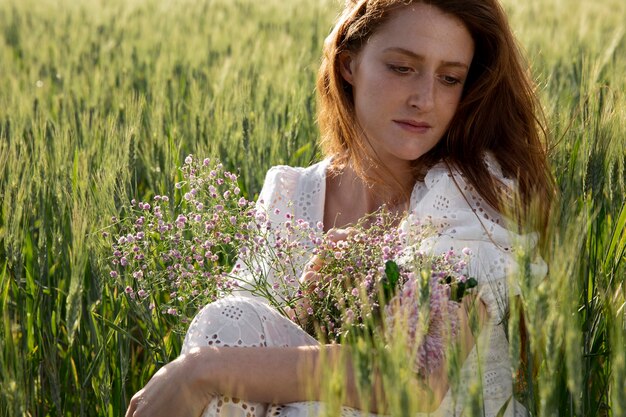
[289,253,324,325]
[125,350,213,417]
[290,228,354,324]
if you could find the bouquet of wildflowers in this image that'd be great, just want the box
[108,155,477,375]
[296,212,406,340]
[383,245,477,375]
[299,215,477,375]
[107,155,314,331]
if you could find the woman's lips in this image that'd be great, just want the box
[393,120,432,134]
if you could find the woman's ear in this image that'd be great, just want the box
[338,51,356,86]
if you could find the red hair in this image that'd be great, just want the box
[317,0,554,230]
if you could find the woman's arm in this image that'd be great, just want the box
[124,344,372,417]
[125,296,487,417]
[125,344,385,417]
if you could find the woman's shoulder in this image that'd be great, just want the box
[259,160,329,200]
[262,159,329,187]
[422,153,512,189]
[406,154,546,324]
[257,159,330,223]
[412,153,515,207]
[408,152,519,241]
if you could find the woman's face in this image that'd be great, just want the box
[340,3,474,170]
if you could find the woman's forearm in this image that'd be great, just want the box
[185,344,393,412]
[186,340,472,413]
[128,298,484,417]
[154,299,487,415]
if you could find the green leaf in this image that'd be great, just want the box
[450,277,478,302]
[495,395,512,417]
[604,202,626,273]
[450,281,466,302]
[383,260,400,300]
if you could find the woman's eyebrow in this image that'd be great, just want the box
[382,47,469,69]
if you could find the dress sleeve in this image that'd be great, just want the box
[232,165,305,303]
[403,159,547,323]
[256,165,302,223]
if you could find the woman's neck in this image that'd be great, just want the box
[323,164,412,231]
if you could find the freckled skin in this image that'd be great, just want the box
[340,4,475,173]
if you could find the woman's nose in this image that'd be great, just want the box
[407,77,435,112]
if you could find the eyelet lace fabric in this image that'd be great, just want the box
[182,156,544,416]
[182,296,375,417]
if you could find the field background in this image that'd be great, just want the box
[0,0,624,415]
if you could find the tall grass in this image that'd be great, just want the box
[0,0,624,415]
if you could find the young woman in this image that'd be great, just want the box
[126,0,553,416]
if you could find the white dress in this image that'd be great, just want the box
[181,158,546,417]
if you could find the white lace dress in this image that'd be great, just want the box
[181,158,546,417]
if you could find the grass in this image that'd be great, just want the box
[0,0,624,415]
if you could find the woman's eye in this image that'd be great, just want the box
[388,65,412,74]
[440,75,462,86]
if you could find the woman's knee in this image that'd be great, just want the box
[182,296,272,353]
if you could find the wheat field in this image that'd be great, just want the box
[0,0,624,415]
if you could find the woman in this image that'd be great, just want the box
[126,0,553,415]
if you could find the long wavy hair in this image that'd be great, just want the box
[317,0,554,231]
